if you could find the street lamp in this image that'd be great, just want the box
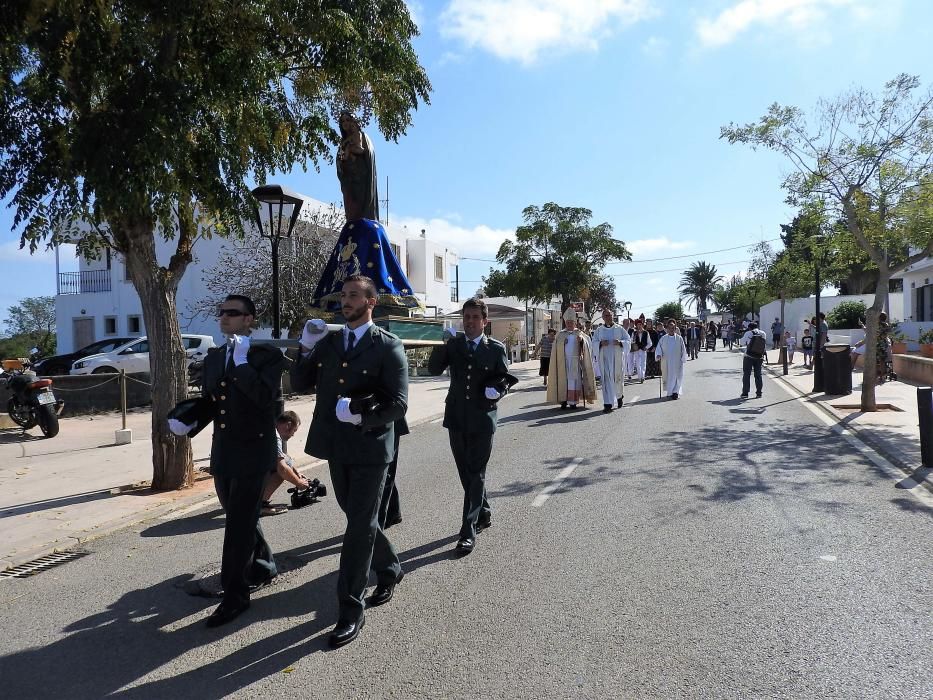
[251,184,304,339]
[623,300,632,320]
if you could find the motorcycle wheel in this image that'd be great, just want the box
[37,404,60,438]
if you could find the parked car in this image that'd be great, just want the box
[32,337,137,376]
[70,334,216,375]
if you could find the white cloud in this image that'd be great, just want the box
[391,215,514,258]
[0,240,58,264]
[440,0,657,65]
[696,0,873,48]
[625,237,693,257]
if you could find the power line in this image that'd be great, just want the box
[458,238,779,266]
[456,258,752,284]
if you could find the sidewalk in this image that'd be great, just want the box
[0,360,541,571]
[762,355,931,486]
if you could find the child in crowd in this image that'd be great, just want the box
[783,330,796,364]
[800,327,813,369]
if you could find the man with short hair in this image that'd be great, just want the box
[429,298,511,554]
[291,274,408,648]
[629,318,653,383]
[190,294,283,627]
[740,321,769,398]
[260,411,309,516]
[538,328,556,386]
[771,318,783,350]
[592,308,628,412]
[655,319,687,399]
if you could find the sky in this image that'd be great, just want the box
[1,0,931,325]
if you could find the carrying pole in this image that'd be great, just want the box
[120,369,127,430]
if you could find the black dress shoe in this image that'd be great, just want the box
[329,616,365,648]
[560,401,567,410]
[384,514,403,528]
[456,537,475,554]
[671,393,679,400]
[365,571,404,607]
[603,404,612,413]
[206,600,250,628]
[476,515,492,532]
[617,398,624,408]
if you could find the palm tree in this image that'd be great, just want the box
[678,261,723,314]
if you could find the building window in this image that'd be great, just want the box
[434,254,444,282]
[918,284,933,322]
[104,316,117,335]
[128,315,142,334]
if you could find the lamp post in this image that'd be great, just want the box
[251,184,304,339]
[623,300,632,320]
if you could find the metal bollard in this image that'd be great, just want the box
[919,387,933,468]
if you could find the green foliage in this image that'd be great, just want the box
[3,296,56,355]
[678,261,723,312]
[826,301,868,329]
[654,301,684,321]
[0,334,42,360]
[918,328,933,345]
[483,202,631,308]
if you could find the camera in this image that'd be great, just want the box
[288,478,327,509]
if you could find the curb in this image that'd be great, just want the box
[764,365,933,494]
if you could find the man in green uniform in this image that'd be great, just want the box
[429,297,511,555]
[291,275,408,648]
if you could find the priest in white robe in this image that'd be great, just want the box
[592,308,629,412]
[655,319,687,399]
[547,309,597,409]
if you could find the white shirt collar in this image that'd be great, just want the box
[465,333,483,348]
[345,320,373,343]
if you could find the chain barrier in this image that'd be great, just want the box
[44,376,120,392]
[123,375,152,387]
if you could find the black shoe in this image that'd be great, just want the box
[384,514,402,529]
[476,515,492,532]
[206,600,250,628]
[740,393,748,398]
[329,616,365,648]
[456,537,475,555]
[617,398,624,408]
[671,393,679,400]
[560,401,567,410]
[366,571,404,608]
[603,404,612,413]
[756,393,762,398]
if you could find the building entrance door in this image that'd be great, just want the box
[72,317,95,351]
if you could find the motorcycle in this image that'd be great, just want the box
[1,350,63,437]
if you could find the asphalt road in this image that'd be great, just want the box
[1,349,930,699]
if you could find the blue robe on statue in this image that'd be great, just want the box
[310,219,422,318]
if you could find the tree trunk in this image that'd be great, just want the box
[123,220,194,490]
[859,273,890,413]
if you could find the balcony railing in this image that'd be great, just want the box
[58,270,112,295]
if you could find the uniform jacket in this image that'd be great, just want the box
[291,325,408,464]
[201,342,285,478]
[428,334,509,435]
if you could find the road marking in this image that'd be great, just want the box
[819,555,838,562]
[532,457,584,507]
[160,495,218,520]
[768,373,933,508]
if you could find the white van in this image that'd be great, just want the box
[70,334,215,374]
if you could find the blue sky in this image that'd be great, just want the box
[1,0,930,325]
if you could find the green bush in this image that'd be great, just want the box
[919,328,933,345]
[826,301,867,329]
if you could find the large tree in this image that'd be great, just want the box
[482,203,631,312]
[0,1,431,488]
[3,296,56,356]
[722,74,933,410]
[677,261,723,314]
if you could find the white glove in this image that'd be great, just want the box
[231,334,250,366]
[335,397,362,425]
[484,387,501,400]
[168,418,196,436]
[300,319,328,353]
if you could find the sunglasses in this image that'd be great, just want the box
[217,309,247,318]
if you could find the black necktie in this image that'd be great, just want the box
[225,346,234,374]
[468,339,475,357]
[346,331,355,353]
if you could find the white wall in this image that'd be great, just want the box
[405,237,458,316]
[758,294,904,343]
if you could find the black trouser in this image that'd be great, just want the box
[329,459,401,623]
[742,356,763,395]
[214,473,277,608]
[448,430,494,539]
[378,434,402,529]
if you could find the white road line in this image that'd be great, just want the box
[768,373,933,508]
[532,457,584,508]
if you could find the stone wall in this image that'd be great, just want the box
[893,354,933,386]
[0,372,152,417]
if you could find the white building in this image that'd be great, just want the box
[54,193,460,352]
[900,252,933,346]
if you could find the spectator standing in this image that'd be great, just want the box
[800,328,814,369]
[538,329,556,386]
[771,318,783,350]
[783,330,797,364]
[740,322,768,399]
